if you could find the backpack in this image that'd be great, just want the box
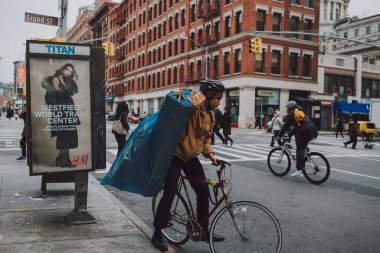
[294,108,305,125]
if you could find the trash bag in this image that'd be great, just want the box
[101,89,193,197]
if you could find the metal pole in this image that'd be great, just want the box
[260,99,263,128]
[205,46,208,79]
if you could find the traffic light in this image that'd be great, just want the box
[102,42,109,56]
[102,42,115,56]
[249,37,263,54]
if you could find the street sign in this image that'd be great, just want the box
[25,12,59,26]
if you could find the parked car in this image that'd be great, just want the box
[107,112,116,121]
[128,113,140,124]
[346,121,378,142]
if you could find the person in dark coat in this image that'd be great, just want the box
[344,120,358,149]
[221,107,233,146]
[211,107,225,145]
[113,101,130,155]
[279,101,318,177]
[335,116,344,139]
[6,106,14,120]
[42,63,79,168]
[253,114,262,130]
[16,104,27,160]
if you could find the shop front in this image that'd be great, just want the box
[255,89,280,128]
[225,88,240,127]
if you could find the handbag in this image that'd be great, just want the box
[112,117,127,135]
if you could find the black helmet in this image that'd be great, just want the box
[286,100,297,112]
[199,79,225,98]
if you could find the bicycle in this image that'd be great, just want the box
[267,136,330,185]
[152,161,282,253]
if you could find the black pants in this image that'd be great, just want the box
[336,129,344,138]
[114,134,126,155]
[270,130,280,146]
[20,134,26,157]
[153,156,209,229]
[294,132,313,170]
[211,127,224,144]
[344,136,357,149]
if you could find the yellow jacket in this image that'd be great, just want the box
[175,92,215,161]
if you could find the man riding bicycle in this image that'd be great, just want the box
[151,79,226,251]
[278,101,318,177]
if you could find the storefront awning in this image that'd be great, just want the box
[290,96,321,105]
[334,102,370,114]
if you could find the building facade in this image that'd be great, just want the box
[67,5,95,43]
[101,0,320,128]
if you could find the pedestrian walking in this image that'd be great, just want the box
[253,114,262,130]
[6,106,14,120]
[344,120,358,149]
[270,110,284,147]
[17,104,27,160]
[112,101,130,155]
[211,107,225,145]
[335,116,344,139]
[221,107,233,146]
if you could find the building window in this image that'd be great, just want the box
[189,62,194,80]
[147,75,151,89]
[362,79,380,98]
[323,0,327,20]
[213,55,219,78]
[168,68,171,85]
[324,74,354,96]
[152,73,156,89]
[303,55,311,77]
[225,16,231,37]
[290,16,299,38]
[234,49,241,73]
[190,32,195,50]
[173,66,178,84]
[174,39,178,55]
[291,0,300,4]
[224,52,230,75]
[168,41,172,56]
[197,60,202,79]
[271,50,281,74]
[179,65,184,82]
[378,24,380,32]
[256,10,266,31]
[162,71,165,86]
[289,53,298,76]
[235,11,242,34]
[355,29,359,37]
[255,50,265,73]
[366,26,371,34]
[191,4,196,22]
[181,9,185,27]
[181,39,185,53]
[214,21,220,40]
[225,0,231,5]
[344,32,348,38]
[169,16,173,32]
[369,58,376,65]
[175,13,179,30]
[157,72,161,88]
[273,13,282,32]
[304,19,312,40]
[141,76,145,90]
[329,2,333,20]
[304,0,312,8]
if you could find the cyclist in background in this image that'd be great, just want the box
[278,101,318,177]
[151,79,225,251]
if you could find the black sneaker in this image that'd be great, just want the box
[16,156,26,161]
[151,229,168,251]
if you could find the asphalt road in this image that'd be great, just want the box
[1,116,379,253]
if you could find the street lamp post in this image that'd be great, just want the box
[180,34,208,80]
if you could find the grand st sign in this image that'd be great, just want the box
[25,12,59,27]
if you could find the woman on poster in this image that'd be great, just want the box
[42,63,79,168]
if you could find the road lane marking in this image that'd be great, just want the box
[331,168,380,180]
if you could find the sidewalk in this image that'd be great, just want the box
[0,161,158,252]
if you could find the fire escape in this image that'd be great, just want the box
[188,0,220,82]
[113,9,127,96]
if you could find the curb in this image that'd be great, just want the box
[89,174,154,240]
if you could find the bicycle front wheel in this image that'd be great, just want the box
[267,147,291,176]
[209,201,282,253]
[152,190,190,245]
[303,152,330,185]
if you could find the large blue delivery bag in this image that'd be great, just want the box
[101,89,193,197]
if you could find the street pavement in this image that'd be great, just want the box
[0,115,159,253]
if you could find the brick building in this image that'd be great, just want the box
[100,0,320,128]
[67,5,95,43]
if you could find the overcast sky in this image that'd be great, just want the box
[0,0,379,83]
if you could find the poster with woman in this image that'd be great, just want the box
[29,58,92,174]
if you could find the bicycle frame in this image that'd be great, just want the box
[178,167,231,227]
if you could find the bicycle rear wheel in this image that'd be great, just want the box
[152,190,190,245]
[303,152,330,185]
[267,147,291,176]
[209,201,282,253]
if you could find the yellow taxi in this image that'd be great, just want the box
[346,121,378,142]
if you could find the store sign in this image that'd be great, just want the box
[229,90,240,97]
[258,90,275,97]
[25,12,59,26]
